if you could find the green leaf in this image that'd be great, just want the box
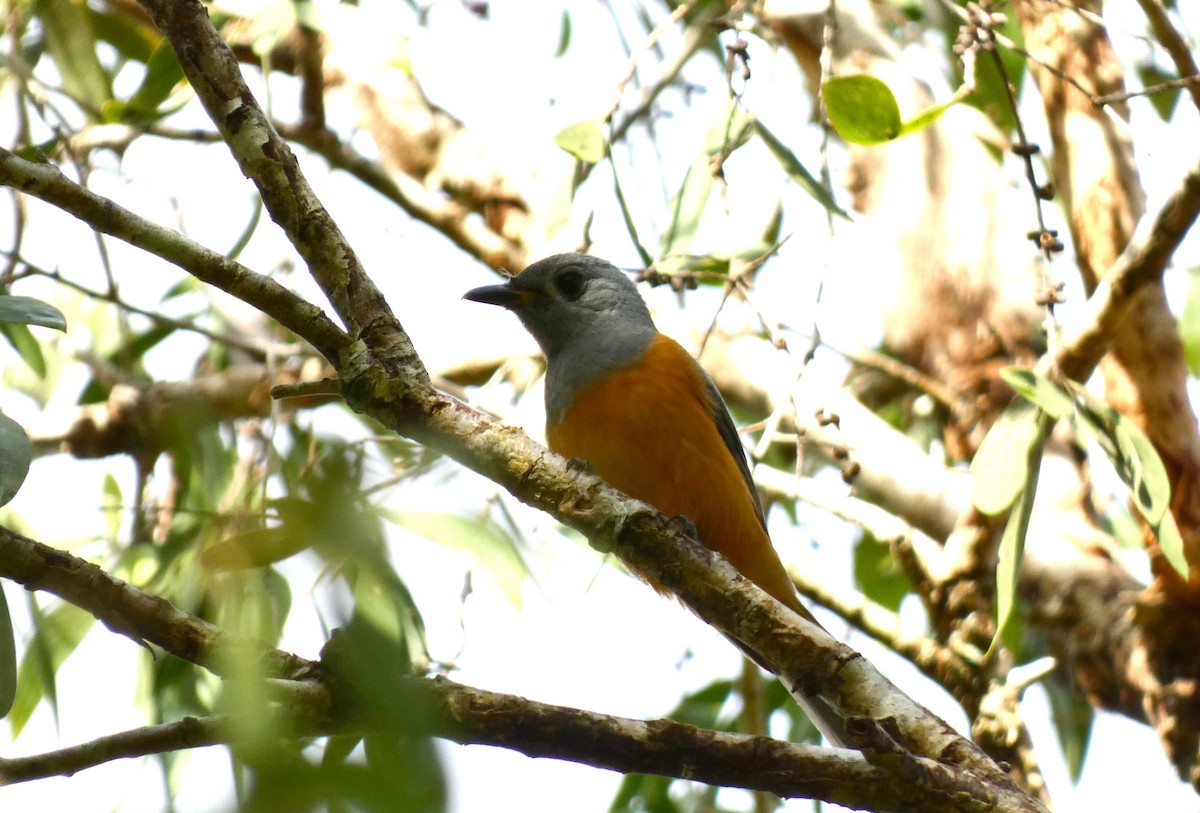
[824,74,969,145]
[381,511,528,608]
[822,75,902,145]
[1043,673,1094,781]
[554,119,607,164]
[0,323,46,378]
[344,566,429,678]
[554,9,572,57]
[1000,367,1073,419]
[0,411,31,506]
[201,525,308,571]
[0,295,67,331]
[753,120,849,219]
[0,586,16,718]
[248,0,298,58]
[660,679,736,731]
[970,399,1045,515]
[1137,63,1182,121]
[322,734,362,768]
[1180,268,1200,375]
[1074,393,1171,525]
[124,40,187,119]
[33,0,113,112]
[9,601,94,736]
[853,533,913,612]
[102,473,123,540]
[991,443,1042,656]
[610,773,682,813]
[160,275,205,302]
[663,152,716,259]
[1118,421,1171,526]
[89,7,158,63]
[1155,510,1189,580]
[895,84,972,138]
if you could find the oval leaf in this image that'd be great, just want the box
[971,399,1043,515]
[822,75,902,145]
[0,295,67,331]
[554,119,607,164]
[0,411,31,507]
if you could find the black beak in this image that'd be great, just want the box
[463,283,533,309]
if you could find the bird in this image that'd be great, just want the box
[465,252,849,747]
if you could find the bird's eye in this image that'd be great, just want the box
[554,268,585,300]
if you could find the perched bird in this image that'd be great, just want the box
[465,253,848,746]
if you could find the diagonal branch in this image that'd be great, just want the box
[135,0,407,363]
[0,525,314,680]
[1053,151,1200,382]
[0,524,1040,812]
[0,148,347,363]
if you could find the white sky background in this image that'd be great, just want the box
[2,0,1200,811]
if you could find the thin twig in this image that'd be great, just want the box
[11,254,283,359]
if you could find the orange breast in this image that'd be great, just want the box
[547,334,801,613]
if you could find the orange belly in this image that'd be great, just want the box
[546,334,801,613]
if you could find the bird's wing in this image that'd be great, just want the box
[699,371,769,531]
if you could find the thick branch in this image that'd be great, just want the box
[0,668,1032,813]
[37,361,336,460]
[0,525,313,680]
[0,522,1042,810]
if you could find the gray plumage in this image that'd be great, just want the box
[472,254,659,425]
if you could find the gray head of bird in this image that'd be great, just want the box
[463,253,657,360]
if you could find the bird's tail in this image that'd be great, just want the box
[779,673,853,749]
[726,633,853,749]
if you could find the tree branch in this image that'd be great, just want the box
[1053,151,1200,382]
[1134,0,1200,114]
[277,124,528,273]
[0,715,234,784]
[0,521,1045,811]
[0,148,347,363]
[135,0,408,362]
[0,525,313,680]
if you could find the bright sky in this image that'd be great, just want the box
[2,1,1200,812]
